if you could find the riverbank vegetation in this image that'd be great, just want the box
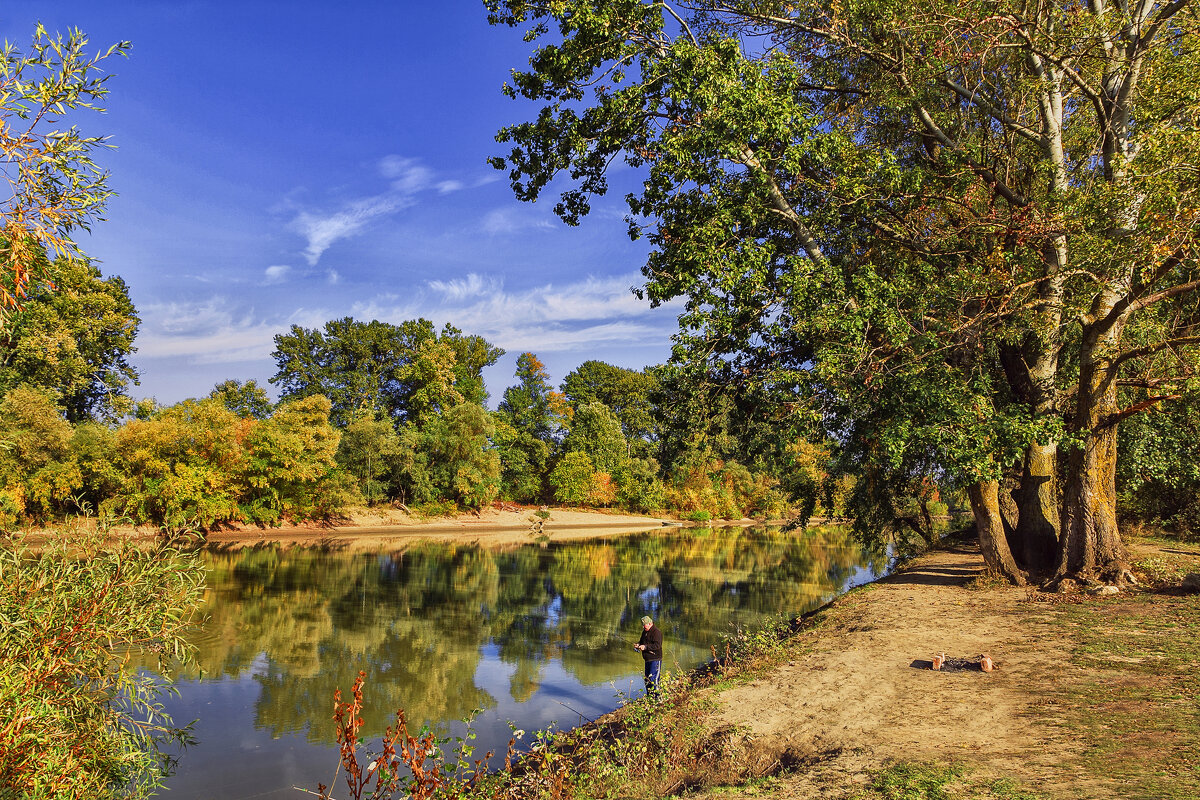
[311,531,1200,800]
[0,527,204,798]
[3,1,1200,796]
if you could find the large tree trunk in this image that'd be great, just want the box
[1057,329,1127,581]
[1011,442,1061,573]
[969,480,1028,585]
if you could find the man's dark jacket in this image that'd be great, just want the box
[638,624,663,661]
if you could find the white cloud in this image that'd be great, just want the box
[427,273,501,302]
[481,207,555,236]
[263,264,291,284]
[289,155,493,266]
[294,195,410,266]
[137,300,329,365]
[379,155,433,193]
[349,272,679,356]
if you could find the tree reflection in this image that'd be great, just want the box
[182,526,876,743]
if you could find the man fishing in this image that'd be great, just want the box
[634,615,663,696]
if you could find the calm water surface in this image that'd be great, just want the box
[160,525,886,799]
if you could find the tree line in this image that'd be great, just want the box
[0,257,852,531]
[4,248,1199,546]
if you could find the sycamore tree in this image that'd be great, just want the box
[487,0,1200,583]
[0,24,128,312]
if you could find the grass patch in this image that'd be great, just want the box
[1052,595,1200,799]
[1032,538,1200,800]
[852,761,1046,799]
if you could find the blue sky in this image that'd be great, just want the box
[3,1,679,405]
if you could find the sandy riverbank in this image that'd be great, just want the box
[199,506,689,550]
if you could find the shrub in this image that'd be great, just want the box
[550,452,596,505]
[0,527,205,798]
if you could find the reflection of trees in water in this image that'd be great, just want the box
[186,526,872,743]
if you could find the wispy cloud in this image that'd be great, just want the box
[350,272,678,355]
[379,155,433,193]
[263,265,291,285]
[481,207,555,236]
[293,195,411,266]
[428,273,501,302]
[289,156,496,266]
[137,300,327,365]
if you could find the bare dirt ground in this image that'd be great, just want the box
[695,542,1122,800]
[200,506,679,550]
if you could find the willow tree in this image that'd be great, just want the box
[0,25,128,312]
[487,0,1200,583]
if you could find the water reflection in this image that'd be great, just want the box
[162,525,884,799]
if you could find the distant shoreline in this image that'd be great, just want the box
[12,507,833,551]
[199,506,681,550]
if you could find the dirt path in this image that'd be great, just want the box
[699,543,1099,799]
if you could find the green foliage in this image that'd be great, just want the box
[0,24,130,310]
[550,451,596,506]
[209,379,273,420]
[615,456,666,513]
[498,352,569,442]
[560,401,628,475]
[270,317,501,428]
[337,415,405,504]
[0,528,204,798]
[488,0,1200,576]
[491,415,550,503]
[0,255,140,421]
[394,403,501,510]
[561,360,659,456]
[1117,392,1200,538]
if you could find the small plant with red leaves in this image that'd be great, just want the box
[310,672,503,800]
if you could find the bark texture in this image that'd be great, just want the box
[1058,325,1128,579]
[969,480,1028,586]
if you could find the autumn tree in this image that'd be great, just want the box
[488,0,1200,583]
[0,25,129,313]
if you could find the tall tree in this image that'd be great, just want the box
[488,0,1200,583]
[499,352,570,441]
[560,401,629,474]
[561,360,659,455]
[0,256,140,422]
[271,318,501,428]
[209,379,273,420]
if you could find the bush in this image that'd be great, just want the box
[550,452,596,505]
[0,527,205,798]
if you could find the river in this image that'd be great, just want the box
[157,524,887,799]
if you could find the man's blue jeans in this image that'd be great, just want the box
[644,659,661,696]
